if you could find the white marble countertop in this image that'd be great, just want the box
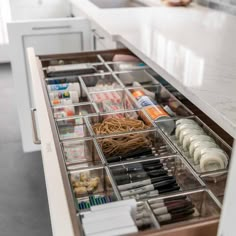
[71,0,236,138]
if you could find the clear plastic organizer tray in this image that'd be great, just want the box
[79,200,159,234]
[200,171,228,204]
[113,70,159,87]
[61,138,104,167]
[148,189,221,228]
[79,72,123,93]
[68,166,119,212]
[95,129,177,165]
[56,116,92,141]
[127,84,192,118]
[109,156,203,201]
[52,102,99,119]
[163,117,232,175]
[86,110,155,137]
[42,52,105,70]
[107,62,149,73]
[88,89,139,113]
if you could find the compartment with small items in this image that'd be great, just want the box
[69,167,118,211]
[166,117,231,174]
[89,89,138,113]
[109,156,202,201]
[87,110,155,137]
[148,189,221,227]
[79,73,123,93]
[56,116,92,141]
[62,138,104,167]
[127,84,192,132]
[79,199,159,236]
[53,102,98,119]
[95,129,176,164]
[114,70,158,87]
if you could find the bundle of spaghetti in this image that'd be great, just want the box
[93,117,150,135]
[99,133,152,157]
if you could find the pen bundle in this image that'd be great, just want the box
[149,196,197,225]
[111,158,181,200]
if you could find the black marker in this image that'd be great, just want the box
[112,163,164,175]
[114,169,171,185]
[118,176,175,191]
[120,179,177,197]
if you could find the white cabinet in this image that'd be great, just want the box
[9,0,70,20]
[91,23,117,50]
[8,17,91,152]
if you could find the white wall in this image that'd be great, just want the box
[10,0,70,20]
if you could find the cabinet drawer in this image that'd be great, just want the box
[28,48,231,236]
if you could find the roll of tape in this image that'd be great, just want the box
[175,123,200,139]
[189,136,215,157]
[179,128,204,146]
[200,149,228,172]
[193,143,218,165]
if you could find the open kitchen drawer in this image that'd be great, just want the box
[28,48,232,236]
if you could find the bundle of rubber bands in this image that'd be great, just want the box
[92,117,150,135]
[99,133,152,157]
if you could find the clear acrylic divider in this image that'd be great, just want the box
[147,189,221,229]
[61,138,105,168]
[108,155,203,201]
[86,109,156,137]
[160,116,231,176]
[68,166,120,212]
[95,128,177,165]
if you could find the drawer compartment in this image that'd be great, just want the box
[109,156,203,200]
[87,109,155,137]
[62,138,104,167]
[69,166,119,212]
[163,117,231,175]
[148,189,221,228]
[95,129,176,165]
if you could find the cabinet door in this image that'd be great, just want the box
[8,17,91,152]
[91,22,117,51]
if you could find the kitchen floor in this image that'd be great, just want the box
[0,64,52,236]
